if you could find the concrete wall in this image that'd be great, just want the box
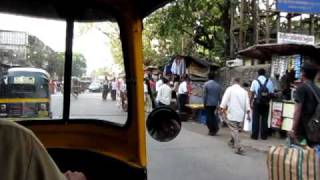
[215,64,271,90]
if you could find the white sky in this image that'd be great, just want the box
[0,13,114,75]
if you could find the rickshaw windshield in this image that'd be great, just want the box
[0,13,128,124]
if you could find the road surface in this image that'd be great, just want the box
[50,91,268,180]
[50,92,127,124]
[147,127,268,180]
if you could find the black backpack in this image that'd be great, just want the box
[256,78,271,104]
[305,83,320,143]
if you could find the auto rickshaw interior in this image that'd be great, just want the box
[0,0,180,179]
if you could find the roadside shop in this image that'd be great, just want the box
[239,43,320,133]
[162,55,220,122]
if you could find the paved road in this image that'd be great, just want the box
[147,127,268,180]
[51,91,268,180]
[50,92,127,124]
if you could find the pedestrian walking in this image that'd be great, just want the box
[102,76,110,100]
[156,78,172,107]
[203,72,222,136]
[250,68,274,140]
[120,79,127,111]
[111,79,117,101]
[177,76,189,113]
[220,78,250,154]
[289,63,320,146]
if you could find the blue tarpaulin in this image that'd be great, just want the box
[277,0,320,14]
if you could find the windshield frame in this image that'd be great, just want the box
[60,17,131,128]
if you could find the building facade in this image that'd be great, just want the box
[0,30,56,76]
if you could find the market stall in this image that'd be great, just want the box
[239,43,320,132]
[162,55,220,122]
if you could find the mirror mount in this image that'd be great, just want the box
[146,106,181,142]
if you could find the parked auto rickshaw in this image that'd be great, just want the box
[0,67,52,119]
[0,0,181,179]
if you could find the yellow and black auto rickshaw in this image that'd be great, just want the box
[0,67,51,119]
[0,0,181,179]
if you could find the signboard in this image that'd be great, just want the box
[271,102,283,129]
[277,0,320,14]
[277,32,315,45]
[0,31,28,45]
[13,76,35,84]
[226,58,243,67]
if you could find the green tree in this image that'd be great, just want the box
[143,0,234,64]
[72,53,87,77]
[52,52,87,79]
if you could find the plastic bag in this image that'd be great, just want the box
[243,113,252,132]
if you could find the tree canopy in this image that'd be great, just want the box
[143,0,234,66]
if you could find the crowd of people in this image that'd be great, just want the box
[144,72,193,113]
[209,64,320,154]
[101,77,127,111]
[145,63,320,155]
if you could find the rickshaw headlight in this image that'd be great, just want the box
[40,103,47,111]
[0,104,6,111]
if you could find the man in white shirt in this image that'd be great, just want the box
[155,76,164,92]
[220,78,250,155]
[177,77,189,112]
[111,79,117,101]
[156,78,172,106]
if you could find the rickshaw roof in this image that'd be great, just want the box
[0,0,172,20]
[8,67,50,78]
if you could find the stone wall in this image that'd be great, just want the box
[215,64,271,90]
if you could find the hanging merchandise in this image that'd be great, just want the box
[294,55,301,79]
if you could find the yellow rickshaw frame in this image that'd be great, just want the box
[0,0,173,173]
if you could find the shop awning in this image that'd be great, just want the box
[238,43,320,65]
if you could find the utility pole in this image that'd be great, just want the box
[265,0,270,43]
[276,12,281,33]
[230,6,235,57]
[252,0,259,44]
[239,0,245,50]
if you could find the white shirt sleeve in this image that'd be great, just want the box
[156,86,162,102]
[250,80,256,93]
[245,91,250,111]
[220,87,231,109]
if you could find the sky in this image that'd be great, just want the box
[0,13,115,75]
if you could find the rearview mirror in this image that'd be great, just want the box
[146,107,181,142]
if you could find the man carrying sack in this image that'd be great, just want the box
[267,63,320,180]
